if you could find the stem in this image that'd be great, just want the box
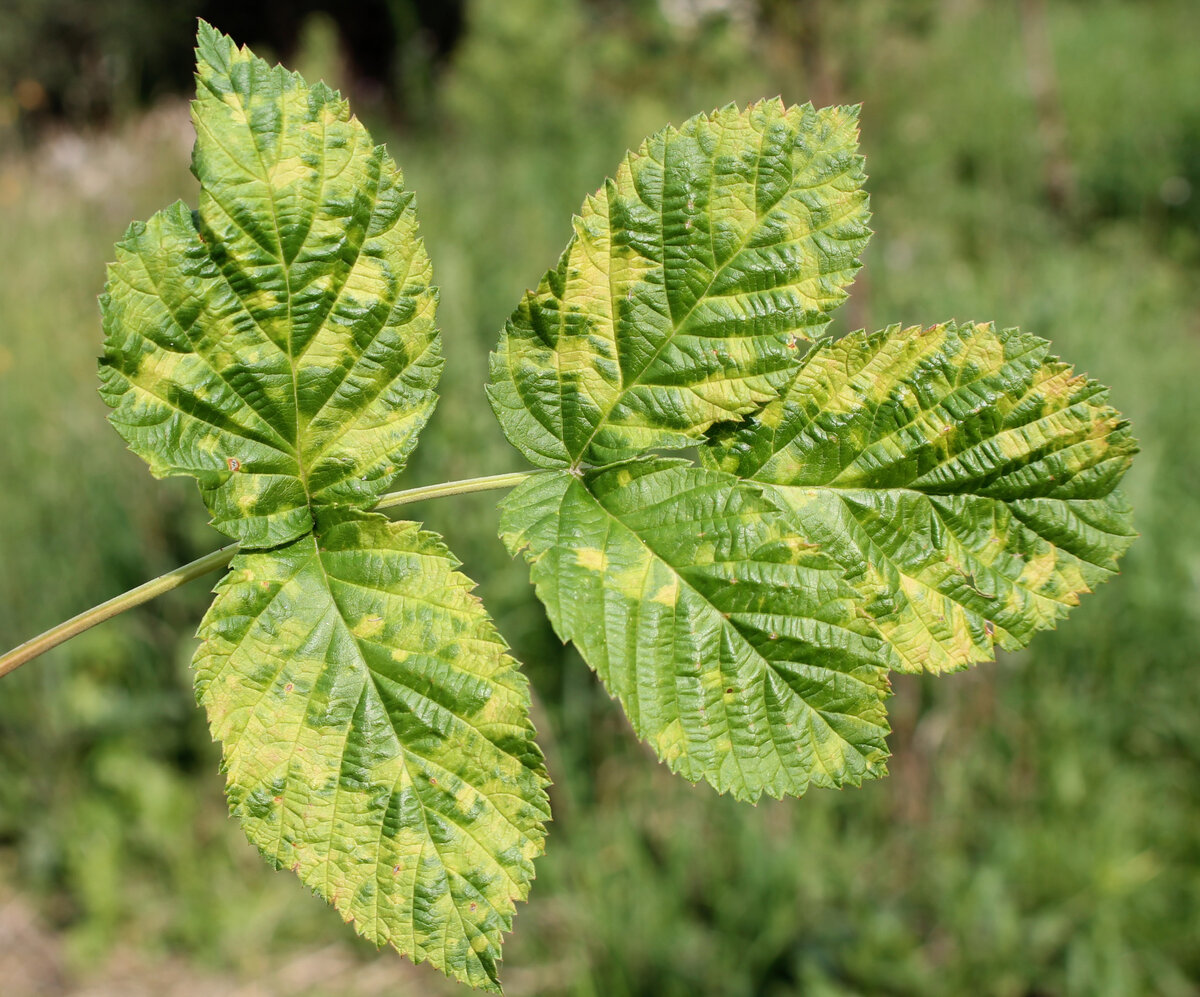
[0,542,238,679]
[0,470,536,680]
[373,470,533,510]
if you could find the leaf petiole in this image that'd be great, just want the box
[0,470,536,679]
[374,469,534,509]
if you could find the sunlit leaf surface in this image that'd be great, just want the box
[489,100,870,468]
[500,461,890,802]
[196,512,548,991]
[705,322,1137,672]
[100,21,441,548]
[99,25,547,990]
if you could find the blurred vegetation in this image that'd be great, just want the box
[0,0,464,137]
[1,1,1198,994]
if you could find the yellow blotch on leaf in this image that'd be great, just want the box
[352,615,385,640]
[655,718,687,764]
[575,548,607,572]
[221,92,248,125]
[268,156,311,189]
[650,578,678,606]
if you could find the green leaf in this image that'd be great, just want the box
[488,100,870,469]
[704,322,1138,673]
[499,460,890,802]
[99,22,440,548]
[195,511,549,992]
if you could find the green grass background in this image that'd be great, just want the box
[1,1,1198,994]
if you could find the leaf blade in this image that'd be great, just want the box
[489,100,870,468]
[195,511,549,992]
[500,461,890,802]
[705,321,1138,672]
[100,22,441,546]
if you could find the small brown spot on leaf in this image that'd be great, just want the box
[285,683,294,692]
[226,457,241,472]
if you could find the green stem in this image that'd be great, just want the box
[0,470,536,680]
[373,470,533,509]
[0,542,239,680]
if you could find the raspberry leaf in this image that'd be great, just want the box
[704,322,1137,672]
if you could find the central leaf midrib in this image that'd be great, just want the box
[776,482,1121,577]
[223,71,315,508]
[211,87,418,514]
[769,485,1104,670]
[753,330,1058,489]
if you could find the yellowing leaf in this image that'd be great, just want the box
[196,512,548,992]
[705,322,1138,672]
[500,460,891,802]
[488,100,870,468]
[98,25,548,991]
[99,21,440,548]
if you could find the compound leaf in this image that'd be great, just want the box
[705,322,1138,673]
[195,510,549,992]
[100,21,440,548]
[499,460,891,802]
[489,100,870,469]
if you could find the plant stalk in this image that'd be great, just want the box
[0,470,535,679]
[0,542,239,679]
[373,470,533,509]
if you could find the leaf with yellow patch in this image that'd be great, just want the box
[499,460,891,801]
[97,25,548,993]
[704,322,1138,672]
[195,510,549,992]
[99,21,440,548]
[488,99,870,468]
